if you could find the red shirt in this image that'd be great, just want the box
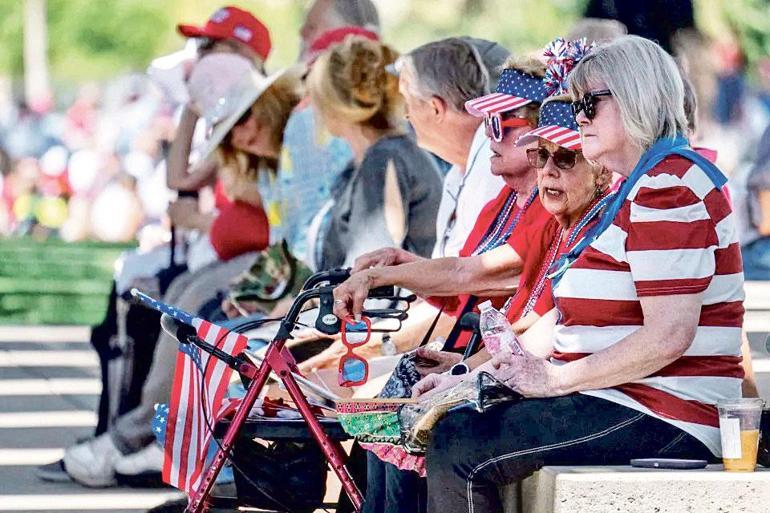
[209,200,269,261]
[437,189,552,349]
[552,155,743,455]
[507,195,611,320]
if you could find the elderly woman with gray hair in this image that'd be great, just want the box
[424,35,744,513]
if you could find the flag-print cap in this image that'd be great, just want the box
[516,99,580,150]
[465,68,547,117]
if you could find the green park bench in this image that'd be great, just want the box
[0,238,133,325]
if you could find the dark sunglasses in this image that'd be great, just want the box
[484,113,531,142]
[570,89,612,120]
[526,147,578,170]
[338,316,371,387]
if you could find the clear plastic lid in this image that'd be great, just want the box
[478,300,493,310]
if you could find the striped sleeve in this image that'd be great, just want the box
[625,160,720,297]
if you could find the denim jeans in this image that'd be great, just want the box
[742,237,770,280]
[364,452,426,513]
[426,394,713,513]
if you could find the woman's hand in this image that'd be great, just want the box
[332,270,375,320]
[490,351,563,398]
[351,247,420,273]
[413,348,462,377]
[411,372,463,400]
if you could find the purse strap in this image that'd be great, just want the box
[442,295,478,351]
[417,303,445,348]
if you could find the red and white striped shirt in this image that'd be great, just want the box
[552,155,745,456]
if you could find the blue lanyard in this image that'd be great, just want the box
[548,134,728,287]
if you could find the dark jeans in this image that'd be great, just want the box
[364,452,426,513]
[426,394,713,513]
[742,237,770,280]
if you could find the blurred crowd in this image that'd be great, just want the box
[0,75,176,242]
[1,2,769,246]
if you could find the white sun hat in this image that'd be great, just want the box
[195,68,286,163]
[186,52,256,127]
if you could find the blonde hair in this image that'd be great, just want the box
[568,35,687,150]
[501,56,546,126]
[307,35,402,130]
[216,70,302,200]
[500,55,546,79]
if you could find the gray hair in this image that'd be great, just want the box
[398,37,490,112]
[680,65,697,135]
[329,0,380,31]
[569,35,688,150]
[567,18,627,44]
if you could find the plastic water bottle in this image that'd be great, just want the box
[478,300,523,357]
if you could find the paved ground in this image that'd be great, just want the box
[1,283,769,512]
[0,326,182,513]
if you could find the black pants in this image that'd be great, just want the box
[426,394,713,513]
[90,283,162,435]
[363,452,426,513]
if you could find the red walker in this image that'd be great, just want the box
[136,269,414,513]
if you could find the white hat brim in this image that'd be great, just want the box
[196,69,286,163]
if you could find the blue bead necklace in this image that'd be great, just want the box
[472,188,538,256]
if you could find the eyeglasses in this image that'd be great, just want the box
[338,316,371,387]
[570,89,612,120]
[526,147,578,170]
[484,113,531,142]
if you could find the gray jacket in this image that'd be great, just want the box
[318,134,443,270]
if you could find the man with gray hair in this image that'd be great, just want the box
[397,37,506,259]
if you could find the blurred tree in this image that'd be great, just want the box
[720,0,770,72]
[0,0,766,83]
[695,0,770,78]
[380,0,586,57]
[0,0,170,80]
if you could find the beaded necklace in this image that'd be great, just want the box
[518,191,615,317]
[472,188,538,256]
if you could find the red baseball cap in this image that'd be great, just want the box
[177,6,272,61]
[304,26,379,64]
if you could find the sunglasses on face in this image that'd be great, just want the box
[338,316,371,387]
[526,147,578,170]
[484,113,531,142]
[570,89,612,120]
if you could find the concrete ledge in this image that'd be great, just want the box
[744,281,770,310]
[521,465,770,513]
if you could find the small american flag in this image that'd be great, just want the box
[162,315,248,493]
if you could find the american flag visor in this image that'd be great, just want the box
[516,100,581,150]
[465,68,547,117]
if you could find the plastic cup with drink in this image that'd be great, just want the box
[718,398,765,472]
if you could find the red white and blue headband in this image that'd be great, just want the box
[465,68,547,117]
